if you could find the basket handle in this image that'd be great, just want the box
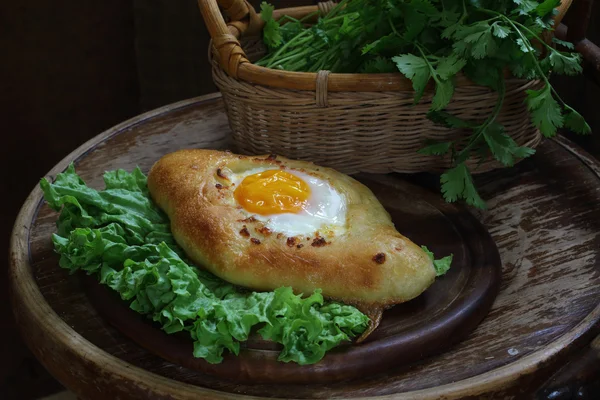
[554,0,573,27]
[198,0,261,78]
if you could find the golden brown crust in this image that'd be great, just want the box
[147,149,436,307]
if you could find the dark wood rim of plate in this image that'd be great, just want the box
[79,172,502,384]
[8,93,600,399]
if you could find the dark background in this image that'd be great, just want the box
[1,1,599,398]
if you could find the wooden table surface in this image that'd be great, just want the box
[9,93,600,399]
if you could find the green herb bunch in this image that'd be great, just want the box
[258,0,590,209]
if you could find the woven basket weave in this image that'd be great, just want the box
[199,0,571,174]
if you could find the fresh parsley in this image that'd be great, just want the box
[258,0,590,208]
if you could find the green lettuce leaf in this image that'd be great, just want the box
[40,164,370,365]
[420,245,453,276]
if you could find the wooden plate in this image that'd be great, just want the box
[9,94,600,399]
[80,172,501,384]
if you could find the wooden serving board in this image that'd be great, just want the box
[9,94,600,399]
[81,173,501,384]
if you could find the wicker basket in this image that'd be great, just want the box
[198,0,572,174]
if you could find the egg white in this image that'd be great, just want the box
[228,167,347,237]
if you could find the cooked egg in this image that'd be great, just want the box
[229,167,346,237]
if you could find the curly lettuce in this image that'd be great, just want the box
[40,164,369,365]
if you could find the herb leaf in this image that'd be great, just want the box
[418,141,453,155]
[513,0,539,16]
[526,85,564,137]
[543,51,583,75]
[393,54,431,103]
[432,78,455,110]
[464,24,498,59]
[552,37,575,50]
[440,163,486,209]
[483,123,536,166]
[536,0,561,17]
[361,56,397,73]
[436,54,467,80]
[428,111,479,129]
[516,37,535,53]
[492,23,511,38]
[261,2,282,49]
[564,106,592,134]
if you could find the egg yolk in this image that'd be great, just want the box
[234,170,311,215]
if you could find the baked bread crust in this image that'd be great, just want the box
[147,149,435,308]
